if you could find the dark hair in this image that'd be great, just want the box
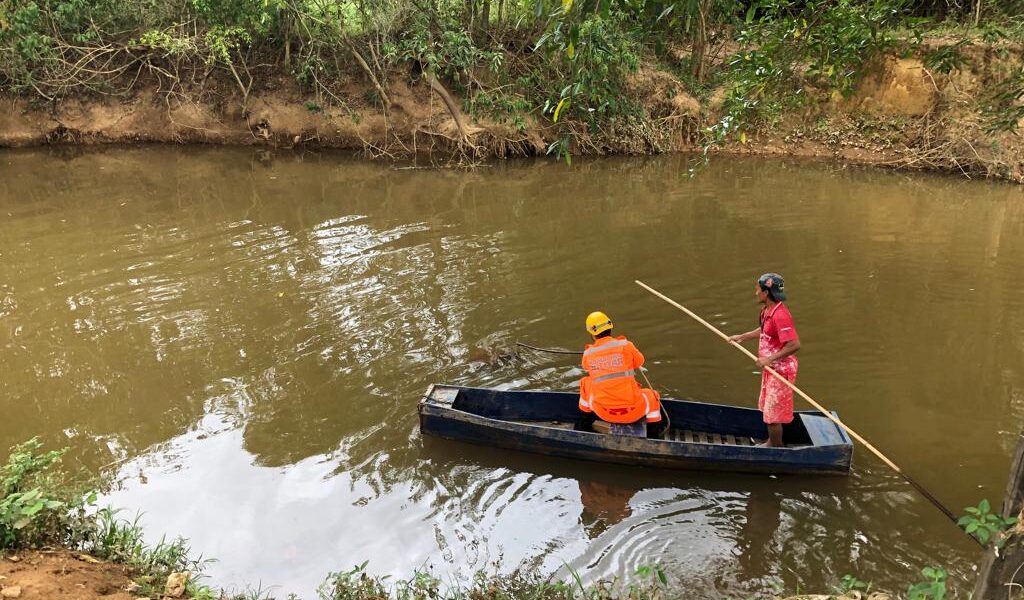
[595,330,613,339]
[757,272,787,302]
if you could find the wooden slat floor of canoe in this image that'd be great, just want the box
[671,429,754,446]
[509,422,784,447]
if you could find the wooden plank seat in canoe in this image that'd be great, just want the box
[418,384,853,476]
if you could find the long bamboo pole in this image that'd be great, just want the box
[635,279,976,538]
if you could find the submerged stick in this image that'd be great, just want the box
[634,279,977,542]
[516,342,584,355]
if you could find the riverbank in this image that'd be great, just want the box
[0,556,910,600]
[0,437,957,600]
[0,549,902,600]
[1,434,988,600]
[0,550,138,600]
[2,39,1022,182]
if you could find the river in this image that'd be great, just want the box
[1,147,1022,598]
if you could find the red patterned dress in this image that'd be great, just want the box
[758,302,799,424]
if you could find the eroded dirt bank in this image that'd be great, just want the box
[0,551,136,600]
[2,46,1023,181]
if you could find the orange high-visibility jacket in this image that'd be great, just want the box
[578,336,661,424]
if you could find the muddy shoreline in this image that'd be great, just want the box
[2,51,1020,182]
[0,91,910,175]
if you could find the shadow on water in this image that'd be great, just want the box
[419,435,862,593]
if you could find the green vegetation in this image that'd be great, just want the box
[316,561,668,600]
[834,574,872,595]
[0,437,86,549]
[958,498,1018,547]
[906,567,947,600]
[2,0,1024,164]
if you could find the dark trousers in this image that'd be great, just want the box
[574,411,667,439]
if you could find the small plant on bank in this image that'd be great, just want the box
[318,561,390,600]
[0,437,78,549]
[958,498,1018,546]
[906,567,946,600]
[633,564,668,586]
[834,574,872,595]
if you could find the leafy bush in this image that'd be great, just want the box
[384,20,504,90]
[983,66,1024,133]
[958,498,1018,546]
[0,437,76,549]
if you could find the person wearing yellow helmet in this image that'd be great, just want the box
[576,311,666,439]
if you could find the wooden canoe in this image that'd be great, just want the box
[418,384,853,476]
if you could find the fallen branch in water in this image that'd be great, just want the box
[516,341,583,355]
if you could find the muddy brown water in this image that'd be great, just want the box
[1,147,1023,598]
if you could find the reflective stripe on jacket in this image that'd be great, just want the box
[578,335,651,424]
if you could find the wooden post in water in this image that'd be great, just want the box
[974,433,1024,600]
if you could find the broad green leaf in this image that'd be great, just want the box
[21,501,44,516]
[553,97,570,123]
[979,499,991,513]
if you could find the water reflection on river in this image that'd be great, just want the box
[1,147,1022,598]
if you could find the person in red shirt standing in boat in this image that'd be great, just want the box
[727,273,801,447]
[575,311,667,439]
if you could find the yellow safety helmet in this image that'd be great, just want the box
[585,311,613,336]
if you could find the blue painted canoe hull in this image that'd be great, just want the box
[418,384,853,476]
